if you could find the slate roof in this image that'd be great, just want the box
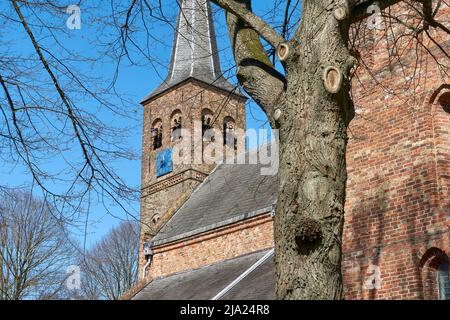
[132,249,275,300]
[151,149,278,246]
[141,0,240,103]
[221,253,275,300]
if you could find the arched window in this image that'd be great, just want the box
[419,247,450,300]
[223,116,237,148]
[201,109,214,142]
[151,119,163,150]
[438,261,450,300]
[171,110,182,141]
[438,91,450,114]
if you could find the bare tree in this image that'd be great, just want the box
[0,0,140,231]
[202,0,449,299]
[0,189,75,300]
[78,221,139,300]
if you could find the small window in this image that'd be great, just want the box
[420,247,450,300]
[438,92,450,114]
[202,109,214,142]
[223,116,237,149]
[152,119,163,150]
[171,110,182,141]
[438,261,450,300]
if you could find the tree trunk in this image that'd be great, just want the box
[221,0,357,299]
[274,1,355,299]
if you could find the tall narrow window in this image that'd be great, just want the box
[152,119,163,150]
[223,116,236,149]
[420,248,450,300]
[171,110,182,141]
[202,109,214,142]
[438,261,450,300]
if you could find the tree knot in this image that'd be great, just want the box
[323,66,343,94]
[277,43,290,62]
[295,216,322,244]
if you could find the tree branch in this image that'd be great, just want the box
[420,0,450,34]
[214,0,287,118]
[210,0,286,48]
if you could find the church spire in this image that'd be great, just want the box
[142,0,235,102]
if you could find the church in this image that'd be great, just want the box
[125,0,449,300]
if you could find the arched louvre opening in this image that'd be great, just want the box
[152,119,163,150]
[202,109,214,142]
[223,116,236,148]
[171,110,182,141]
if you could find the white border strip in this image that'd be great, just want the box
[205,0,216,78]
[211,248,274,300]
[170,0,183,81]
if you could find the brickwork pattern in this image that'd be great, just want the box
[343,3,449,299]
[148,214,274,279]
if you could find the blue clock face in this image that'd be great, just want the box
[156,148,173,177]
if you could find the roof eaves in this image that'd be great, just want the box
[150,205,275,247]
[140,77,247,105]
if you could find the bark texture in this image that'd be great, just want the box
[220,0,356,299]
[273,1,355,299]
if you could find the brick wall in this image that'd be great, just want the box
[147,213,274,279]
[342,2,449,299]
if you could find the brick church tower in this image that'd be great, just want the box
[139,0,246,271]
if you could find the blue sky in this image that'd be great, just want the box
[0,1,289,248]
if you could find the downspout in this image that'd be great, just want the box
[141,244,153,280]
[141,257,152,280]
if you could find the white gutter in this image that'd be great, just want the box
[211,248,274,300]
